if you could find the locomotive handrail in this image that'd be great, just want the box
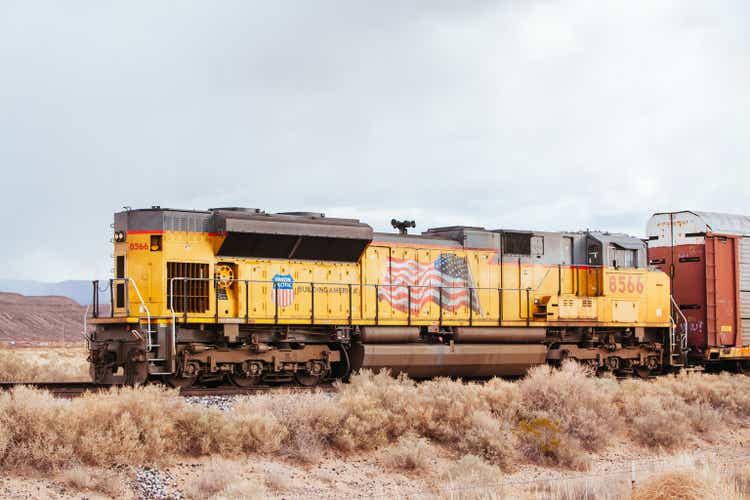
[82,303,91,349]
[86,278,151,348]
[112,278,153,350]
[165,273,556,332]
[163,277,552,291]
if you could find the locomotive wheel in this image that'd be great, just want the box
[295,371,325,387]
[230,374,261,388]
[634,365,653,379]
[162,374,198,389]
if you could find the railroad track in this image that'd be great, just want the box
[0,382,336,398]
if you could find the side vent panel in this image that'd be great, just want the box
[167,262,210,313]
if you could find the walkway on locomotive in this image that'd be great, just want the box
[91,208,670,332]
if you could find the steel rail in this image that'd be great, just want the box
[0,381,335,398]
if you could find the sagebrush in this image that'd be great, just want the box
[0,346,89,382]
[2,362,750,474]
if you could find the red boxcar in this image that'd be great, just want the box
[647,211,750,365]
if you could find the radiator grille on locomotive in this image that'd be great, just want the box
[167,262,210,313]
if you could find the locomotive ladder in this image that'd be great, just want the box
[125,278,170,375]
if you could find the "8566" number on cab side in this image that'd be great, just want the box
[608,274,645,294]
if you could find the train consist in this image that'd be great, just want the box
[86,207,748,387]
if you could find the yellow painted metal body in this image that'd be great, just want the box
[97,230,671,331]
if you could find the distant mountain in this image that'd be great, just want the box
[0,279,109,305]
[0,292,88,342]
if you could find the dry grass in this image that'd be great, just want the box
[4,362,750,478]
[182,459,270,500]
[0,345,89,382]
[630,471,712,500]
[437,454,504,499]
[381,433,437,471]
[0,385,286,471]
[628,462,750,500]
[536,476,629,500]
[60,466,129,498]
[183,459,241,499]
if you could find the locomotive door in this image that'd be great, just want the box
[362,246,388,322]
[387,246,415,323]
[416,248,439,323]
[114,254,127,315]
[366,245,411,324]
[560,237,574,294]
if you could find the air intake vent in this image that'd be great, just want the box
[167,262,210,313]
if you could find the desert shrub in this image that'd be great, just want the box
[538,476,627,500]
[182,459,269,500]
[182,458,243,499]
[7,362,750,476]
[438,454,503,500]
[729,464,750,496]
[0,347,90,382]
[326,370,415,450]
[265,371,516,467]
[617,380,690,449]
[0,385,289,470]
[0,386,77,470]
[61,466,128,498]
[264,470,294,493]
[0,350,43,381]
[256,391,342,461]
[175,405,235,456]
[656,371,750,418]
[480,376,521,421]
[72,385,184,464]
[517,362,617,454]
[515,417,587,470]
[211,478,267,500]
[405,377,517,467]
[459,409,516,469]
[630,471,713,500]
[381,433,436,470]
[227,399,288,453]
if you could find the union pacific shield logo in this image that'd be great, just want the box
[271,274,295,307]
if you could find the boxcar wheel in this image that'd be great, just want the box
[737,361,750,376]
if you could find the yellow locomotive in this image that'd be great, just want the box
[87,207,680,386]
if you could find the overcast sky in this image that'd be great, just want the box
[1,1,748,281]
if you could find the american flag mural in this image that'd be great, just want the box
[271,273,295,307]
[378,253,481,314]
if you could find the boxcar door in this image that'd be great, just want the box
[741,237,750,346]
[705,235,739,347]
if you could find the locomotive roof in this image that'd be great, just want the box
[116,207,644,252]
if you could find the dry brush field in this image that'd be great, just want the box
[0,344,90,382]
[1,349,750,498]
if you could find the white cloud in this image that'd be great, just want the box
[0,1,748,281]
